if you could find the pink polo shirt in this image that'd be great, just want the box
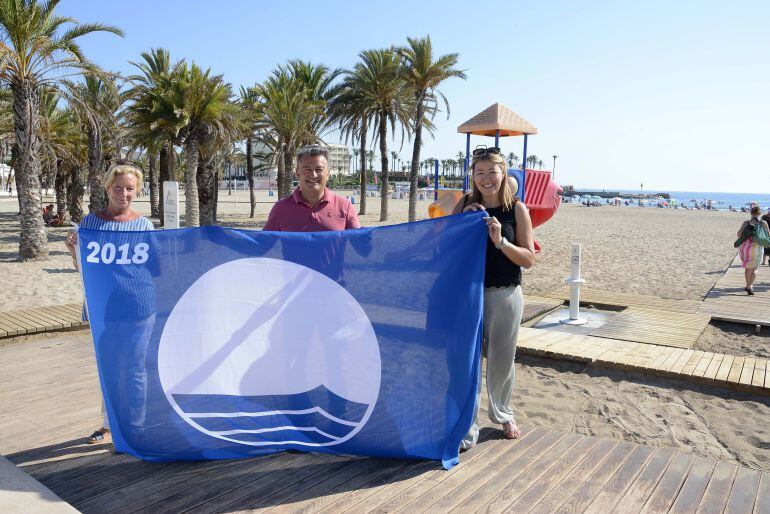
[264,188,361,232]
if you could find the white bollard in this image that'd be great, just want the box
[163,181,179,229]
[561,242,587,325]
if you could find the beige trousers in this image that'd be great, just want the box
[461,285,524,449]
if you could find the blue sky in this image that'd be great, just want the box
[58,0,770,193]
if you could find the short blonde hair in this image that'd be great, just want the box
[103,163,143,190]
[750,205,761,217]
[470,153,516,211]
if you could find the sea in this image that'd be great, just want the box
[592,190,770,211]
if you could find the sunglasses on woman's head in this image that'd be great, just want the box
[472,146,502,157]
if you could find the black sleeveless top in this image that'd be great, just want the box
[484,203,522,288]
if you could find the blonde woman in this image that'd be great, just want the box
[738,204,769,295]
[452,147,535,448]
[66,161,155,444]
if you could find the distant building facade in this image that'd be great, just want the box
[327,144,351,175]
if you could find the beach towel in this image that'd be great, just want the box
[739,237,763,269]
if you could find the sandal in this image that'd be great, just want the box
[87,428,110,444]
[502,421,522,440]
[745,287,755,296]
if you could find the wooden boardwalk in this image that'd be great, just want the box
[543,286,702,313]
[3,333,769,512]
[518,327,770,393]
[521,295,564,323]
[0,303,85,340]
[700,255,770,326]
[588,307,711,349]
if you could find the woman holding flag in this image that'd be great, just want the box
[453,146,535,449]
[66,161,154,445]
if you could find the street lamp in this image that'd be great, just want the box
[552,154,558,180]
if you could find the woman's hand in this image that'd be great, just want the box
[484,216,503,247]
[65,230,79,271]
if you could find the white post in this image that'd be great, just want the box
[163,181,179,229]
[234,179,238,206]
[561,242,587,325]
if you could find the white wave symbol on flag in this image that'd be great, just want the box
[172,385,369,445]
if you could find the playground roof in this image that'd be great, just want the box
[457,102,538,137]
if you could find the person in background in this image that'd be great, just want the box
[452,146,535,448]
[737,204,769,294]
[763,207,770,266]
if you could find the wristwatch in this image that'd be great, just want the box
[495,237,508,250]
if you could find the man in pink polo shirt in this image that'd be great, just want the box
[264,145,361,232]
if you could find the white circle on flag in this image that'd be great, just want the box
[157,257,381,447]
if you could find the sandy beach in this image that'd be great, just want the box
[2,190,770,471]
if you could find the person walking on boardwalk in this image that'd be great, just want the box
[737,204,770,295]
[763,207,770,266]
[66,162,155,445]
[452,146,535,448]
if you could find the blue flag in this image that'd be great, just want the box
[79,212,486,469]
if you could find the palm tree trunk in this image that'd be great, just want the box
[67,166,84,223]
[87,125,106,213]
[197,157,215,226]
[11,78,48,260]
[358,119,367,216]
[378,115,389,222]
[276,147,285,200]
[281,147,293,199]
[246,137,256,217]
[158,142,170,225]
[149,152,159,217]
[408,95,426,222]
[184,138,200,227]
[54,159,67,219]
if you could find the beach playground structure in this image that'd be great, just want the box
[428,102,562,236]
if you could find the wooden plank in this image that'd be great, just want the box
[727,357,746,385]
[553,441,638,513]
[612,448,675,512]
[716,355,736,382]
[374,428,545,513]
[640,452,694,513]
[482,433,585,512]
[753,360,767,389]
[682,351,705,376]
[1,311,42,331]
[6,309,57,331]
[739,358,756,387]
[652,348,686,373]
[425,431,569,512]
[692,353,716,378]
[358,426,529,514]
[703,354,725,382]
[527,438,618,513]
[507,436,601,511]
[581,444,655,513]
[723,466,762,514]
[670,350,696,375]
[668,456,716,514]
[754,472,770,514]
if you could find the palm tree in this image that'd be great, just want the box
[125,48,175,223]
[238,86,259,217]
[153,62,238,227]
[65,74,121,214]
[329,67,371,215]
[253,62,336,199]
[356,48,410,221]
[398,35,465,222]
[0,0,123,260]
